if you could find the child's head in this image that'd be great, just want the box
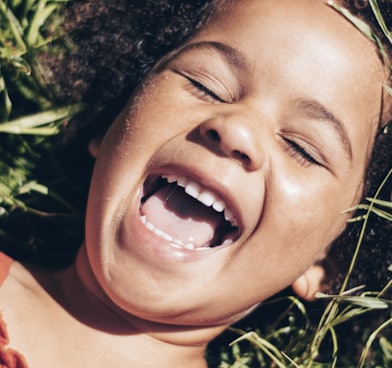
[57,0,392,338]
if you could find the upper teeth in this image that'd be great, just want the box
[162,174,238,227]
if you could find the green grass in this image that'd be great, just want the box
[0,1,391,367]
[0,0,83,216]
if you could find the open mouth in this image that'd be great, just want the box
[139,174,240,251]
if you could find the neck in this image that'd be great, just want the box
[39,244,226,367]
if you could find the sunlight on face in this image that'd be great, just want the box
[82,0,386,333]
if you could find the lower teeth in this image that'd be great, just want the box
[140,214,238,250]
[140,215,210,250]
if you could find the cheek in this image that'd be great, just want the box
[122,72,194,139]
[90,77,185,193]
[267,174,353,257]
[234,184,345,294]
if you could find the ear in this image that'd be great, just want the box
[88,138,102,158]
[291,264,325,301]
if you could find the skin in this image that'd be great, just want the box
[0,0,388,366]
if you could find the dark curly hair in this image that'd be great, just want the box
[49,0,392,295]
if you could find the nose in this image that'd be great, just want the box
[199,114,264,170]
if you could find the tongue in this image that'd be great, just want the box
[141,184,222,248]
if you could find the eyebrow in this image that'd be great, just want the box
[174,41,249,72]
[170,42,353,161]
[295,98,353,160]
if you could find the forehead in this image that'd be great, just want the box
[191,0,386,131]
[204,0,380,60]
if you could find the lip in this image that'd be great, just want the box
[119,163,245,264]
[120,199,233,265]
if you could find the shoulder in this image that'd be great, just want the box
[0,253,37,368]
[0,256,44,310]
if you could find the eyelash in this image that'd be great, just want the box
[186,78,226,103]
[185,76,322,168]
[282,137,322,167]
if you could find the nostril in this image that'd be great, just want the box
[200,119,261,170]
[205,129,221,143]
[232,149,251,166]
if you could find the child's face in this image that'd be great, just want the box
[84,0,386,328]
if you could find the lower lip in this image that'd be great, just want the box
[118,194,221,265]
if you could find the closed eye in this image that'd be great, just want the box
[185,78,226,103]
[282,137,322,167]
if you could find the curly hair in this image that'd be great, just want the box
[50,0,392,294]
[49,0,217,142]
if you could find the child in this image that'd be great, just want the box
[1,0,391,366]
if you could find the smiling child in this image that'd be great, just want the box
[1,0,391,367]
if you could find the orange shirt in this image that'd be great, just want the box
[0,253,29,368]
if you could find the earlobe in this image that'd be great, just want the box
[291,265,325,301]
[88,138,102,158]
